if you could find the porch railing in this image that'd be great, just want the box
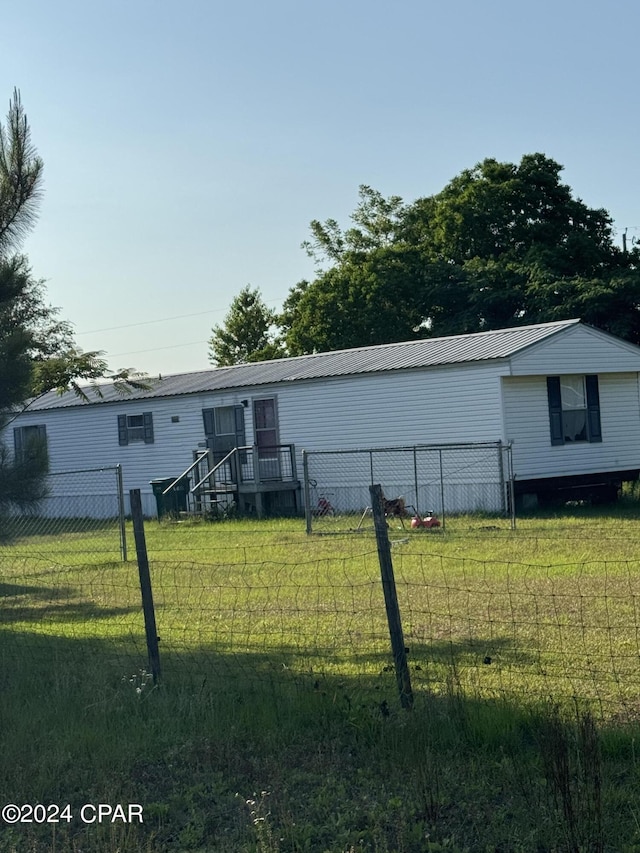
[158,444,298,515]
[192,444,298,492]
[161,449,210,497]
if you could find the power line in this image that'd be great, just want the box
[76,295,286,335]
[76,308,226,335]
[108,340,210,358]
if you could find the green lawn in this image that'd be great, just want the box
[3,505,640,850]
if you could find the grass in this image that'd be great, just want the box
[3,503,640,849]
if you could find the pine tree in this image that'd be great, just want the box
[208,286,283,365]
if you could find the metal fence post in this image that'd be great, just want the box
[130,489,161,683]
[116,464,127,562]
[303,451,312,535]
[497,440,506,517]
[507,444,517,530]
[370,483,413,710]
[438,449,446,530]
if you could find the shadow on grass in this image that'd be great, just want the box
[1,516,122,537]
[0,581,66,598]
[518,495,640,523]
[1,622,639,853]
[0,578,139,627]
[0,577,618,703]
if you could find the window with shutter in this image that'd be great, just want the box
[202,406,246,458]
[117,412,154,444]
[546,375,602,445]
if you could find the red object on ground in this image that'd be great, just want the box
[411,514,441,529]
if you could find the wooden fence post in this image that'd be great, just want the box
[130,489,161,684]
[370,483,413,709]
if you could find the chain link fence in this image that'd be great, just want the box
[302,442,514,533]
[1,465,127,561]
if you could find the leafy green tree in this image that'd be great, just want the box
[283,248,428,355]
[284,187,425,354]
[284,154,640,352]
[302,185,406,267]
[208,285,283,365]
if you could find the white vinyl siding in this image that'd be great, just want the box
[9,401,217,515]
[503,373,640,481]
[272,362,506,451]
[7,362,507,514]
[9,320,640,516]
[510,324,640,375]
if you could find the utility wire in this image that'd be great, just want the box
[108,340,210,358]
[77,309,224,335]
[76,296,285,335]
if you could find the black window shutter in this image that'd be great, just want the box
[36,425,48,462]
[234,406,246,446]
[117,415,129,446]
[202,409,215,436]
[547,377,564,446]
[13,427,23,459]
[585,375,602,443]
[143,412,154,444]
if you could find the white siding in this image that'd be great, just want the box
[272,361,506,451]
[7,362,507,515]
[273,364,507,514]
[503,373,640,480]
[510,325,640,375]
[8,393,253,514]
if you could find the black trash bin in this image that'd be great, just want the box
[150,478,190,518]
[171,478,190,512]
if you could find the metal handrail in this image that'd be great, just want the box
[191,445,252,493]
[161,450,210,495]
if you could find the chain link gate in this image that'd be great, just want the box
[303,441,514,533]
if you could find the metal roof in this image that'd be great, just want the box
[26,318,581,411]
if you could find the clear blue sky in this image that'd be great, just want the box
[4,0,639,377]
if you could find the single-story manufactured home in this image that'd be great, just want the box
[7,318,640,516]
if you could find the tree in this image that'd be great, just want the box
[282,248,429,355]
[208,286,283,365]
[301,184,406,267]
[283,187,426,354]
[0,91,146,511]
[283,155,640,352]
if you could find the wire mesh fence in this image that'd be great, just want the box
[0,465,127,560]
[302,442,514,533]
[393,547,640,718]
[142,547,640,718]
[0,552,148,681]
[3,493,640,719]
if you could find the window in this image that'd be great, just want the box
[547,375,602,446]
[118,412,154,445]
[214,406,236,437]
[14,425,47,463]
[202,406,246,458]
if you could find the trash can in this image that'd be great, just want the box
[171,478,190,513]
[150,478,190,518]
